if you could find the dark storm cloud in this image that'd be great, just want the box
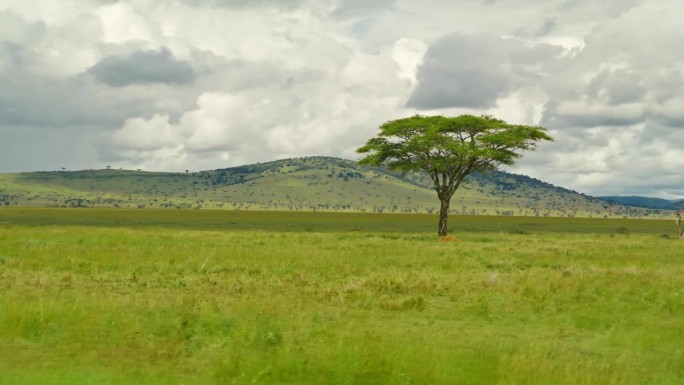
[0,72,165,127]
[407,33,513,109]
[0,46,198,129]
[540,100,646,129]
[87,48,195,87]
[407,33,559,109]
[0,55,105,127]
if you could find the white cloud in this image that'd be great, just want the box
[391,38,427,83]
[1,0,683,199]
[113,114,181,151]
[96,2,162,46]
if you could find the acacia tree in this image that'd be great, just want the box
[676,208,684,239]
[357,114,553,236]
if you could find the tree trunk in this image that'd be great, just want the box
[438,198,450,236]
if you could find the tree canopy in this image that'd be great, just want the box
[357,114,553,235]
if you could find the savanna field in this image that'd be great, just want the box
[0,208,682,384]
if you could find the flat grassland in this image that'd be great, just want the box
[0,209,682,384]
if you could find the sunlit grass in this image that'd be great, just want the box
[0,210,682,384]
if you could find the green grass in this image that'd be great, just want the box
[1,209,683,384]
[0,208,676,234]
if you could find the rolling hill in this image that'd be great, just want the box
[600,196,684,210]
[0,156,670,218]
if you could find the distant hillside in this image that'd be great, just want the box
[0,156,669,218]
[600,196,680,210]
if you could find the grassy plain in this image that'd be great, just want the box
[0,208,682,384]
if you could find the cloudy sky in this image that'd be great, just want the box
[1,0,682,198]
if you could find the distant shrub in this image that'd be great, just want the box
[616,226,630,235]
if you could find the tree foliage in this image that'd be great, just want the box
[357,114,553,235]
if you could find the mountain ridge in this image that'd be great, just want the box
[0,156,672,218]
[600,196,684,210]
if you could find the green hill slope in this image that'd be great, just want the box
[0,156,667,218]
